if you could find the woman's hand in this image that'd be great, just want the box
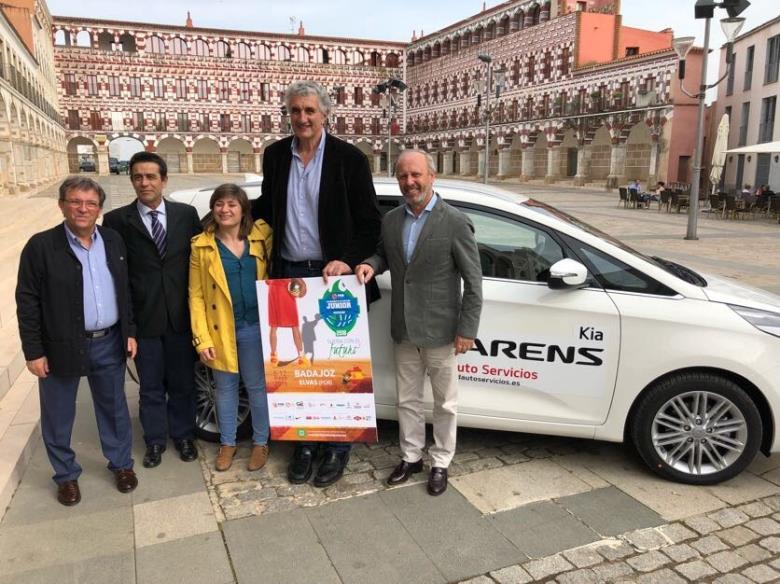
[199,347,217,363]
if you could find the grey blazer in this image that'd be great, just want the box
[363,194,482,347]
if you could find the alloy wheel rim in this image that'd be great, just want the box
[651,390,747,476]
[194,363,251,434]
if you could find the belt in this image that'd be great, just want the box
[85,324,118,339]
[281,259,325,270]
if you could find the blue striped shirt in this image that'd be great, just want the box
[402,194,438,264]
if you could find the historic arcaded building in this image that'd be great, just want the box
[404,0,702,188]
[52,15,404,174]
[0,0,67,194]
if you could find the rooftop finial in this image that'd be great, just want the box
[185,11,193,28]
[298,21,305,36]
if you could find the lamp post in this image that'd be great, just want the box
[372,78,407,177]
[673,0,748,240]
[478,54,492,184]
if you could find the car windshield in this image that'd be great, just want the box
[522,199,707,287]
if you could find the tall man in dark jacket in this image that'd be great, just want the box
[17,177,138,506]
[252,80,381,487]
[103,152,202,468]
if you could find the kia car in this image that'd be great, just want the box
[170,178,780,485]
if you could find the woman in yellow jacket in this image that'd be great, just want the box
[189,184,272,472]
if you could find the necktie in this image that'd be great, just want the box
[149,210,167,258]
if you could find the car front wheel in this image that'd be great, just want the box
[631,373,762,485]
[194,361,252,442]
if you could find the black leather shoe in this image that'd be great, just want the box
[114,469,138,493]
[427,467,448,496]
[175,440,198,462]
[57,480,81,506]
[313,449,349,488]
[288,446,314,484]
[387,459,424,486]
[143,444,166,468]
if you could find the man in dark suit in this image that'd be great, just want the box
[103,152,202,468]
[252,80,381,488]
[356,149,482,496]
[17,176,139,505]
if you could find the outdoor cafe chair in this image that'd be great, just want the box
[628,188,640,209]
[618,187,628,208]
[658,190,671,213]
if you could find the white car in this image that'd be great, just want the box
[171,178,780,485]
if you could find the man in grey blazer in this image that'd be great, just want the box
[356,149,482,496]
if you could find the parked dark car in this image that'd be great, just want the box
[79,159,96,172]
[109,157,119,174]
[118,160,130,174]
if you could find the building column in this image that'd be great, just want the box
[373,152,382,174]
[459,151,471,176]
[0,141,16,194]
[220,150,228,174]
[441,150,454,176]
[477,150,486,178]
[186,150,194,174]
[97,144,110,176]
[545,146,561,184]
[497,147,512,178]
[647,140,660,187]
[574,145,591,187]
[254,151,261,173]
[606,141,626,189]
[520,146,534,181]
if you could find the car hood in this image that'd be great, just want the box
[168,188,201,206]
[702,272,780,313]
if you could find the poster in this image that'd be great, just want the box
[257,275,378,443]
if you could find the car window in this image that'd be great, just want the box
[565,237,677,296]
[377,197,400,216]
[458,207,564,282]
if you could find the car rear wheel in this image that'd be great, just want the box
[194,361,252,443]
[631,373,762,485]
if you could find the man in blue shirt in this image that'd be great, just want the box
[16,176,138,506]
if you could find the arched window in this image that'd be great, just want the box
[332,49,346,64]
[351,50,363,65]
[296,46,309,62]
[277,45,291,61]
[97,32,113,51]
[236,42,251,59]
[119,33,136,52]
[75,30,91,47]
[171,37,187,55]
[148,35,166,54]
[216,41,231,58]
[192,39,209,56]
[54,29,67,46]
[386,52,399,67]
[257,44,271,60]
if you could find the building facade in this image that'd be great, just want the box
[714,15,780,192]
[403,0,702,189]
[0,0,67,194]
[52,15,404,175]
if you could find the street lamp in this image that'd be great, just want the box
[372,78,407,177]
[478,54,492,184]
[674,0,748,240]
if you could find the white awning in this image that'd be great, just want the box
[725,141,780,154]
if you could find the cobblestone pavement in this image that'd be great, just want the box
[462,494,780,584]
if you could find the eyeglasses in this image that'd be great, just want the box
[63,199,100,209]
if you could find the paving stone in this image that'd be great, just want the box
[683,515,721,535]
[658,523,697,543]
[594,541,635,561]
[662,543,700,563]
[556,568,598,584]
[772,558,780,570]
[708,508,750,528]
[524,555,574,580]
[623,527,668,550]
[764,495,780,511]
[490,564,533,584]
[460,577,495,584]
[627,550,670,573]
[135,532,233,584]
[557,487,664,538]
[717,525,760,546]
[758,536,780,553]
[636,568,687,584]
[706,550,749,573]
[745,517,780,536]
[738,502,774,518]
[462,457,506,473]
[497,452,531,465]
[591,561,634,582]
[690,534,729,555]
[741,565,780,584]
[734,543,772,563]
[712,575,753,584]
[562,547,603,568]
[675,559,718,581]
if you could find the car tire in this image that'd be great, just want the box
[193,361,253,443]
[631,373,762,485]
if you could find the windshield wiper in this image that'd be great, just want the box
[651,257,707,287]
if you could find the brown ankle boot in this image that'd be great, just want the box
[215,445,237,471]
[248,444,269,471]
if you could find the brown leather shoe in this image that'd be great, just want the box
[57,480,81,506]
[248,444,269,471]
[215,445,237,471]
[387,459,424,486]
[114,469,138,493]
[427,467,448,496]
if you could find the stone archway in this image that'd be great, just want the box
[560,128,579,178]
[625,122,652,182]
[109,136,145,173]
[589,125,612,181]
[0,94,11,193]
[192,137,221,173]
[227,138,253,172]
[533,133,549,178]
[67,136,97,173]
[156,136,187,173]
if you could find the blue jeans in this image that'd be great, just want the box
[212,323,269,446]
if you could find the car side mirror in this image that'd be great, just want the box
[548,258,588,290]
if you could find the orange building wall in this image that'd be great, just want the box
[667,49,704,183]
[559,0,619,14]
[619,26,672,57]
[1,0,36,58]
[576,12,618,66]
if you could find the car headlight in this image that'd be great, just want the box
[729,305,780,338]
